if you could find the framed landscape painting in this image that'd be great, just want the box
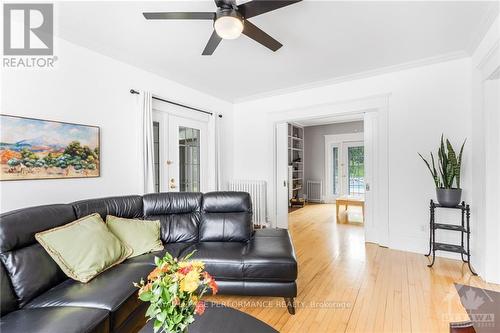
[0,115,100,181]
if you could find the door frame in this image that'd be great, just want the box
[271,94,390,247]
[152,99,216,193]
[324,133,364,203]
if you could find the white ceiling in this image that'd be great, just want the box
[55,1,498,102]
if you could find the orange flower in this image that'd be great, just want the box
[202,272,218,295]
[195,301,205,315]
[202,271,212,281]
[209,279,218,295]
[147,267,161,281]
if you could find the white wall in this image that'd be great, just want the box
[233,57,473,257]
[0,36,234,212]
[470,16,500,283]
[303,121,364,193]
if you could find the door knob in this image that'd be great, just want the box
[166,160,173,165]
[169,178,176,189]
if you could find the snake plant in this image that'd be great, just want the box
[418,135,466,189]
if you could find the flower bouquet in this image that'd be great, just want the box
[134,251,218,333]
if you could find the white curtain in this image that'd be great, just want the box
[140,91,155,193]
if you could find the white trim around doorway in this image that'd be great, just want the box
[270,93,390,247]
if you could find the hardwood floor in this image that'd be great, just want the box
[209,203,500,332]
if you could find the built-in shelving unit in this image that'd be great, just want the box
[288,123,304,204]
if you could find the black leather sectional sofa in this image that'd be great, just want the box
[0,192,297,333]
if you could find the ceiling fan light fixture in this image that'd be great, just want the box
[214,13,243,40]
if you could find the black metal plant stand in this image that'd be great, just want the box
[425,200,477,275]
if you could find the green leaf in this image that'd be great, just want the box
[139,291,153,302]
[456,138,466,188]
[174,313,183,324]
[182,250,197,261]
[157,310,167,323]
[153,319,163,333]
[418,152,439,187]
[163,252,173,261]
[145,303,157,318]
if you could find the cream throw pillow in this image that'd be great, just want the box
[106,215,163,258]
[35,213,132,283]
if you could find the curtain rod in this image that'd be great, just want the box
[130,89,214,116]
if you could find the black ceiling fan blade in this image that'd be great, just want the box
[143,12,215,20]
[238,0,301,19]
[242,20,282,52]
[202,30,223,55]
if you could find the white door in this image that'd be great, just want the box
[325,136,364,201]
[276,122,289,229]
[363,112,377,243]
[342,141,365,197]
[325,142,341,200]
[168,116,208,192]
[153,111,208,193]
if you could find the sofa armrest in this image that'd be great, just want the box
[243,228,297,282]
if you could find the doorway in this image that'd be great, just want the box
[153,106,210,193]
[273,96,390,247]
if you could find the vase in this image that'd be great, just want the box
[436,188,462,207]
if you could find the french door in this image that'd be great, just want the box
[343,142,365,196]
[153,112,208,193]
[326,139,365,200]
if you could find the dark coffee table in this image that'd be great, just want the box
[138,302,278,333]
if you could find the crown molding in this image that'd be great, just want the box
[466,2,500,55]
[233,51,469,104]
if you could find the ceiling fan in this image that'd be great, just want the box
[143,0,302,55]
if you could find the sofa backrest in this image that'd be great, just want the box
[143,192,202,243]
[0,191,253,316]
[72,195,143,220]
[0,204,75,312]
[200,192,253,242]
[1,262,17,316]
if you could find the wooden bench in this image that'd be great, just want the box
[336,196,364,223]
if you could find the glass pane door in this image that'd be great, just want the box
[167,115,208,193]
[153,121,160,193]
[347,146,365,195]
[332,146,339,195]
[179,126,200,192]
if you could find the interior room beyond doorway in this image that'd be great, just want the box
[287,119,365,224]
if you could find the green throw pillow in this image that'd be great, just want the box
[106,215,163,258]
[35,213,132,283]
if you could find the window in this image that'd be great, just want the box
[332,146,339,195]
[179,127,201,192]
[153,121,160,193]
[348,146,364,195]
